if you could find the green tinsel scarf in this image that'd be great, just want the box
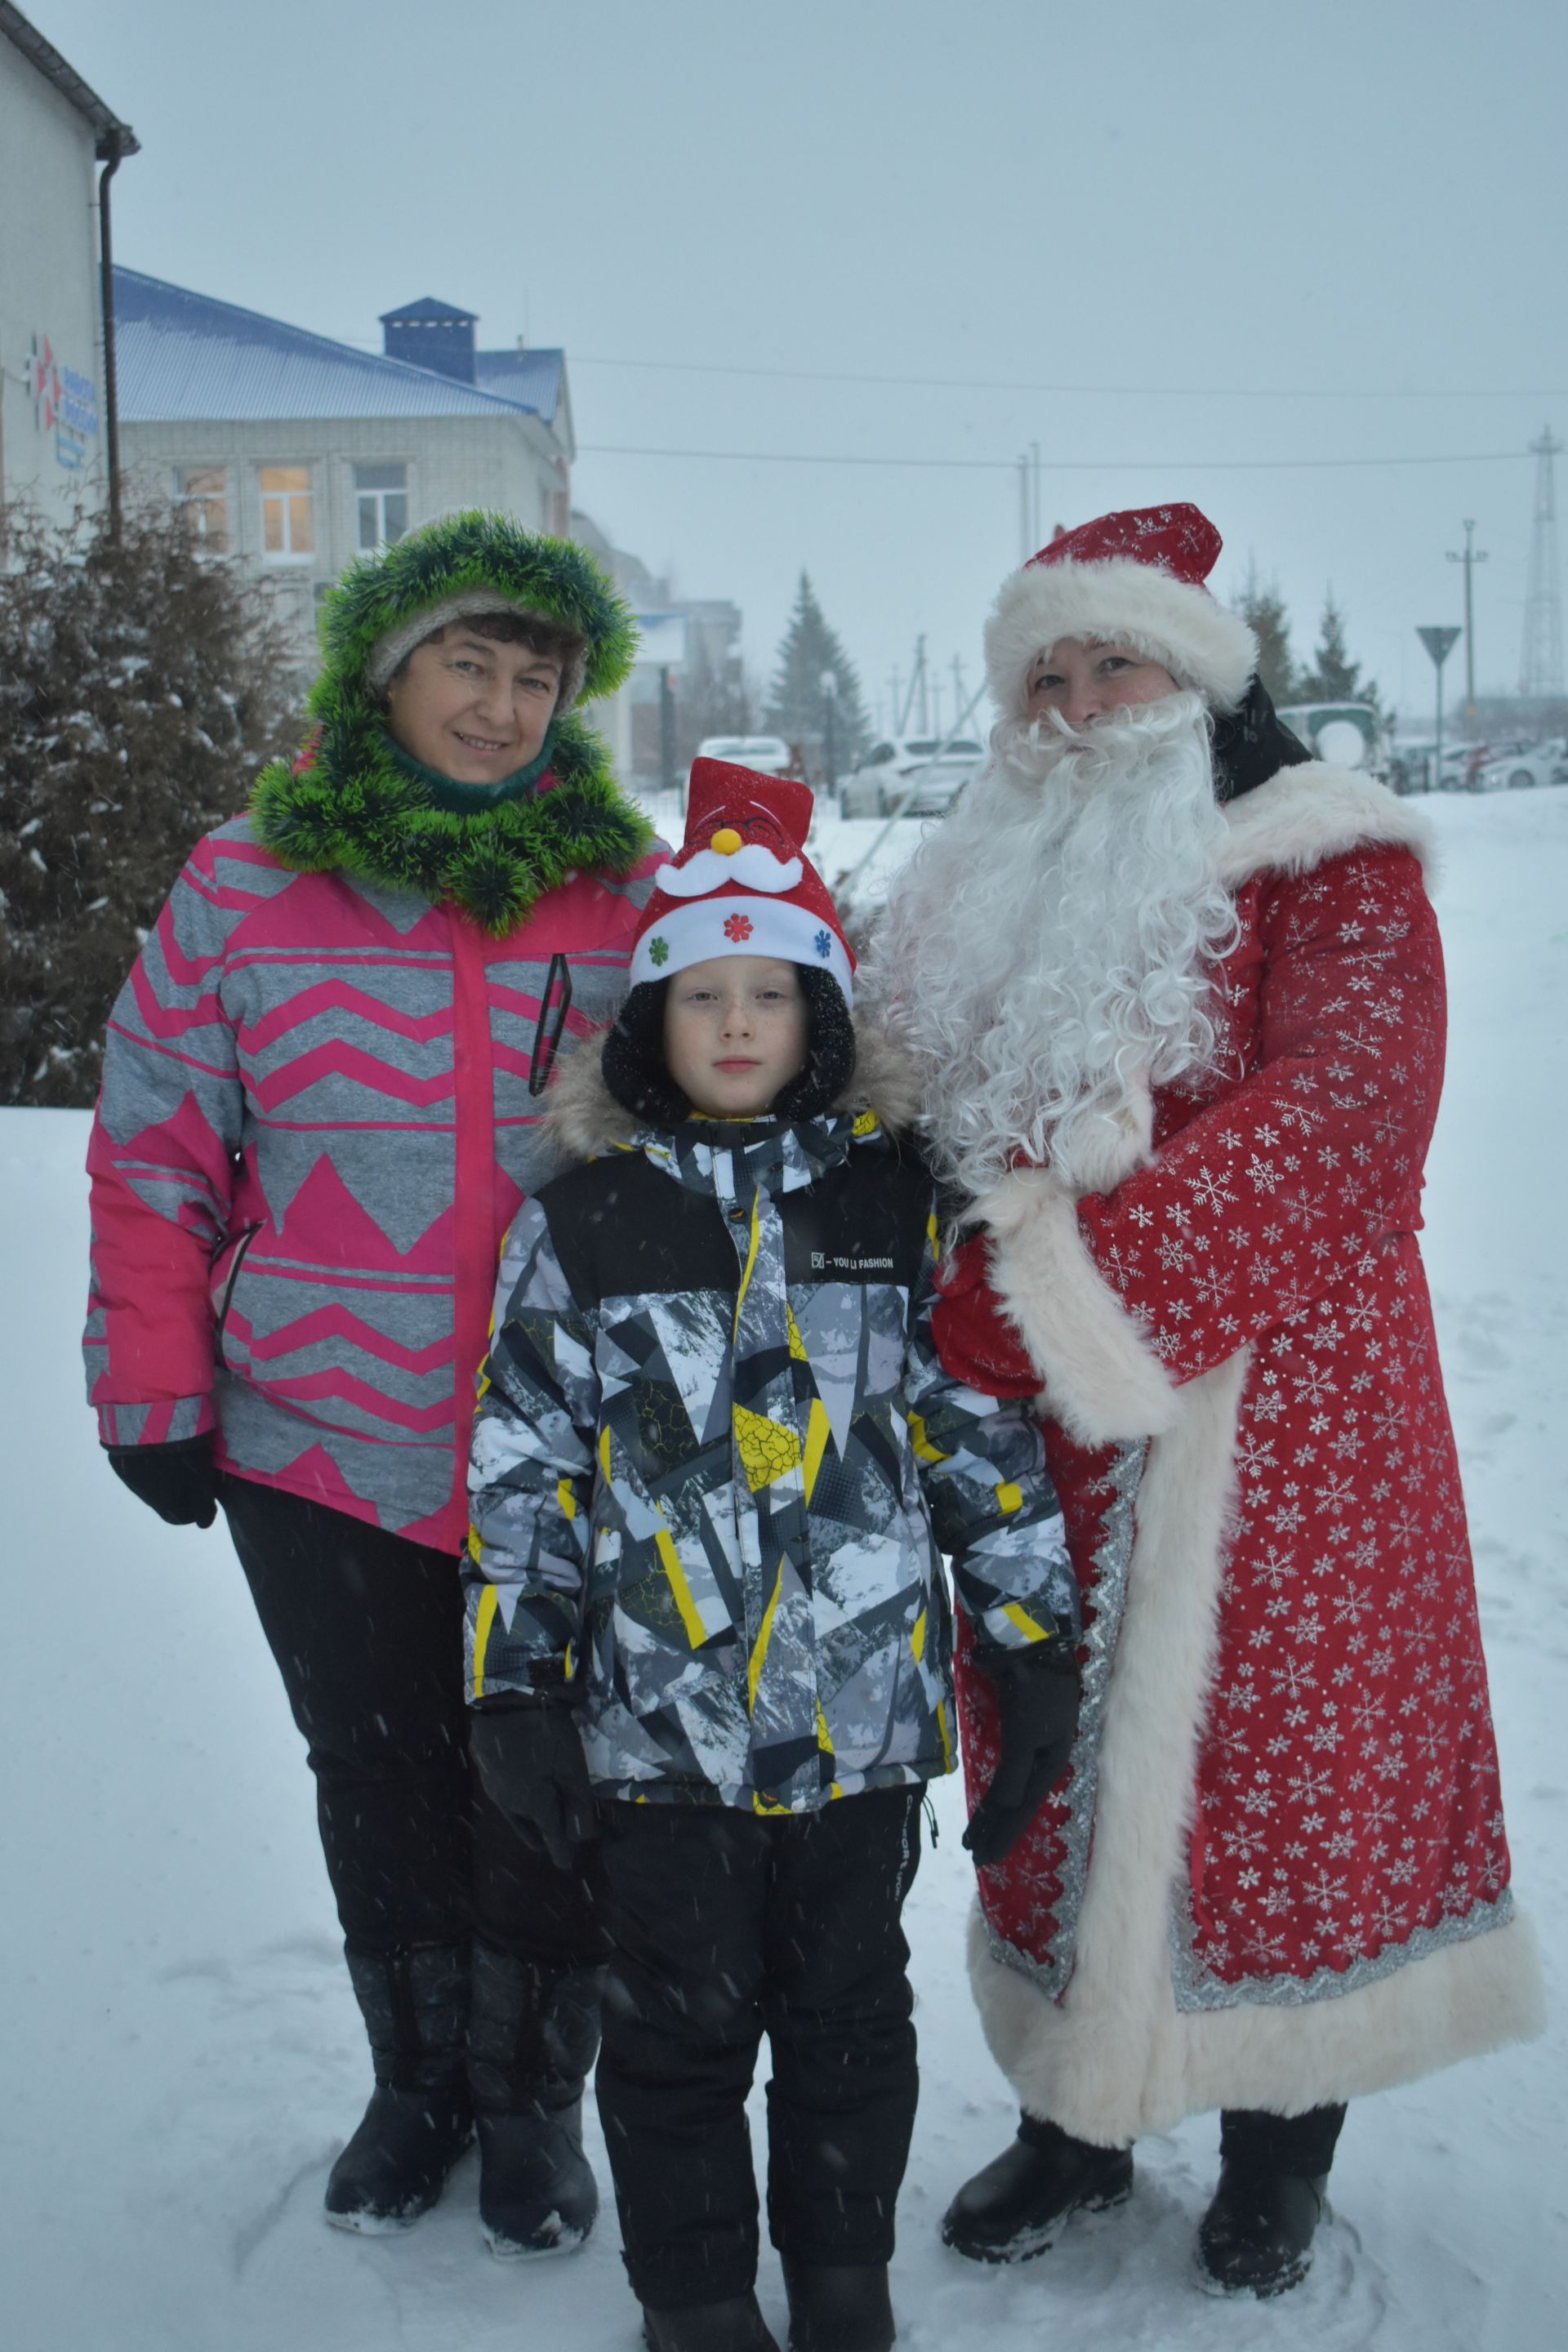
[251,698,653,935]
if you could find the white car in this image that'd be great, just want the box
[692,735,795,779]
[1472,738,1568,792]
[839,734,986,819]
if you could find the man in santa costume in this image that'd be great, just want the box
[869,505,1544,2297]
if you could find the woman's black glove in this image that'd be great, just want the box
[469,1697,596,1872]
[963,1638,1082,1867]
[108,1435,219,1529]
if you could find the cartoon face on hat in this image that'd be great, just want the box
[984,502,1258,720]
[630,760,854,1004]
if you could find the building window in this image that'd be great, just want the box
[355,462,408,549]
[174,466,229,553]
[259,466,314,559]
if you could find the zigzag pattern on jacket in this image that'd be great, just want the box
[85,814,657,1548]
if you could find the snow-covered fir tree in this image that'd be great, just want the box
[1231,564,1300,707]
[1294,590,1383,716]
[0,497,302,1108]
[763,573,869,773]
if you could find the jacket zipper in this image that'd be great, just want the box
[448,914,499,1526]
[213,1224,262,1368]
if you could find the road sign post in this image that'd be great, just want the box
[1416,626,1462,791]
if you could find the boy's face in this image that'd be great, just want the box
[663,956,809,1118]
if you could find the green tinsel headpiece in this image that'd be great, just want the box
[249,512,652,934]
[315,508,638,710]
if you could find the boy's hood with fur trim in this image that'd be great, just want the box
[545,1014,924,1162]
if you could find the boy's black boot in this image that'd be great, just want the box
[324,1942,473,2232]
[468,1944,603,2258]
[642,2296,782,2352]
[782,2258,895,2352]
[1195,2105,1343,2299]
[940,2113,1133,2262]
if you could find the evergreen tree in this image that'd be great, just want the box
[0,497,303,1108]
[763,573,870,773]
[1231,564,1299,707]
[1294,590,1384,717]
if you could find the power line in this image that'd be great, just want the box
[577,442,1533,476]
[572,353,1568,403]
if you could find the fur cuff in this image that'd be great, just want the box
[1218,761,1437,889]
[977,1167,1179,1445]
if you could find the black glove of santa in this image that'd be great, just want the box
[963,1637,1082,1868]
[108,1434,220,1529]
[469,1695,597,1873]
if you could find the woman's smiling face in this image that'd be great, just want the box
[383,627,563,783]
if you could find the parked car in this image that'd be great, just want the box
[1472,737,1568,792]
[693,734,795,778]
[839,734,986,818]
[1276,702,1389,777]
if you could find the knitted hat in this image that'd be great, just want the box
[315,510,638,709]
[984,502,1257,719]
[630,760,855,1006]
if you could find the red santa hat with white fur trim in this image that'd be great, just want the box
[630,760,855,1004]
[983,503,1258,720]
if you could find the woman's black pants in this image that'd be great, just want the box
[595,1787,923,2314]
[221,1473,602,1964]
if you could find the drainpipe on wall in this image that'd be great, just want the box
[97,132,127,540]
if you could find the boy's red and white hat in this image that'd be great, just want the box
[630,760,855,1004]
[984,502,1258,719]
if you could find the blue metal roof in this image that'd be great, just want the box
[475,348,565,427]
[114,270,562,426]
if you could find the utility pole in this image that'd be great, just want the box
[951,653,967,731]
[1520,425,1565,699]
[820,669,838,794]
[1031,441,1041,552]
[1018,456,1032,564]
[1446,520,1488,729]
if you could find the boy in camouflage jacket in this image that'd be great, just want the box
[462,763,1078,2352]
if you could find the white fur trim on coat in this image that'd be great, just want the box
[978,1165,1178,1446]
[966,1350,1544,2136]
[1218,760,1437,889]
[985,556,1258,719]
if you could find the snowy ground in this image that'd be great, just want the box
[2,787,1563,2351]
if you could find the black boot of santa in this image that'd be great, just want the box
[467,1944,604,2258]
[1196,2103,1347,2298]
[941,2113,1133,2262]
[324,1941,474,2231]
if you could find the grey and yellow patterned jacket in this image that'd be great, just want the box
[462,1039,1076,1813]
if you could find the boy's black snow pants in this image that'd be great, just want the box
[221,1473,604,1964]
[595,1785,923,2313]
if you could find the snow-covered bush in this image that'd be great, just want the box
[0,497,304,1107]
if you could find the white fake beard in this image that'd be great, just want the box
[865,690,1237,1200]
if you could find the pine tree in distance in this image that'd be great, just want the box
[763,573,869,773]
[0,497,303,1107]
[1295,590,1384,718]
[1231,564,1299,708]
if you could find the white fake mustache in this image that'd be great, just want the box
[655,844,804,897]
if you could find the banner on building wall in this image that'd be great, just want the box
[29,334,99,472]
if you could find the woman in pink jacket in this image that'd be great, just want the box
[84,512,657,2254]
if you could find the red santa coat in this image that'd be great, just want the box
[937,762,1543,2143]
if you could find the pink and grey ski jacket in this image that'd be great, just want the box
[85,816,658,1548]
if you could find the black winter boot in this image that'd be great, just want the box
[642,2295,782,2352]
[782,2258,894,2352]
[324,1942,473,2232]
[468,1943,603,2258]
[1195,2104,1345,2298]
[941,2113,1133,2262]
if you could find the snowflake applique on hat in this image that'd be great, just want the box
[627,760,855,1004]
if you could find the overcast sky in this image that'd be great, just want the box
[30,0,1568,733]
